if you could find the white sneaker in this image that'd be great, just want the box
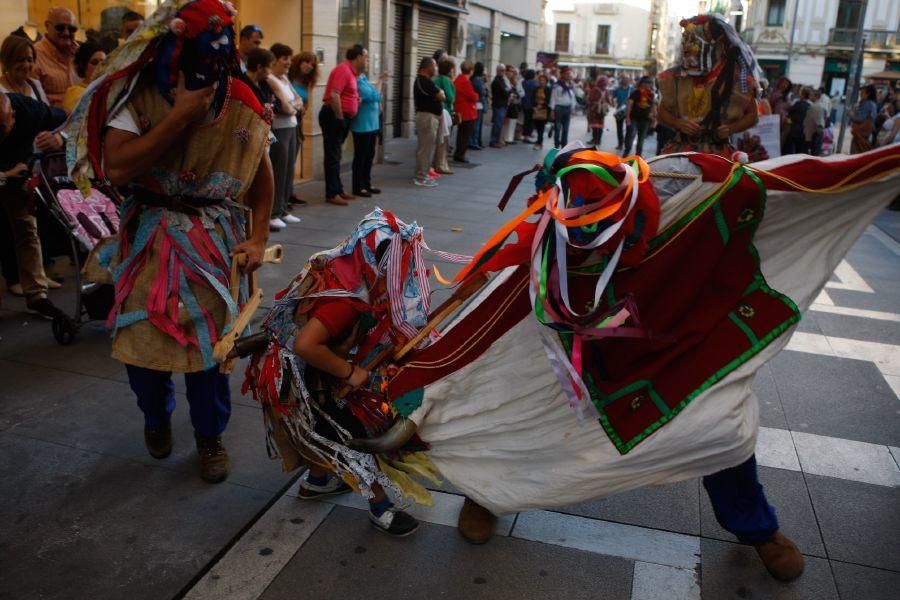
[269,217,286,230]
[282,214,302,224]
[414,178,438,187]
[297,471,351,499]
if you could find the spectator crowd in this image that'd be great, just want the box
[2,6,899,323]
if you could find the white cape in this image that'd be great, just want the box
[409,150,899,515]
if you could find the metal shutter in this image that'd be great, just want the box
[418,11,452,63]
[392,5,408,138]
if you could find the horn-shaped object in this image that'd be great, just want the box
[347,418,419,454]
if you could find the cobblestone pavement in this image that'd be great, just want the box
[1,116,898,600]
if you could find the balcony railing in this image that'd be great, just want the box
[829,28,899,49]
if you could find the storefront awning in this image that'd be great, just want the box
[420,0,468,14]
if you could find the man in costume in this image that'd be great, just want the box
[244,209,469,536]
[66,0,274,483]
[245,139,899,582]
[657,15,759,156]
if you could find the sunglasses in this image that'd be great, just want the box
[89,58,103,66]
[54,24,78,34]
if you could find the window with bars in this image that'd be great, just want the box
[555,23,570,53]
[766,0,785,26]
[596,25,610,54]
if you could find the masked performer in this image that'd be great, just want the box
[657,15,759,157]
[66,0,274,483]
[245,209,473,536]
[283,143,897,581]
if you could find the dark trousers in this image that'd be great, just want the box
[703,454,779,544]
[533,120,547,148]
[809,132,823,157]
[319,106,350,198]
[270,126,298,218]
[351,130,378,193]
[523,108,534,139]
[615,114,629,148]
[470,108,484,148]
[591,125,603,146]
[454,120,474,161]
[490,106,507,145]
[554,105,572,148]
[623,118,650,156]
[126,365,231,439]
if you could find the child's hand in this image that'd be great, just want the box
[346,365,370,390]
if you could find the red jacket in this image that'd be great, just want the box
[454,74,479,122]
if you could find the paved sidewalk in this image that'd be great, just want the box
[1,117,898,600]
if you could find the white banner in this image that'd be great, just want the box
[736,114,782,162]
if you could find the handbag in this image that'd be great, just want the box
[532,106,548,121]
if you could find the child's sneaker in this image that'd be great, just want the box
[297,471,352,500]
[369,506,420,537]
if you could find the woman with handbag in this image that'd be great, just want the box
[453,60,479,163]
[504,66,520,144]
[849,85,878,154]
[469,62,488,150]
[587,75,612,146]
[433,59,456,174]
[267,43,303,229]
[531,74,552,150]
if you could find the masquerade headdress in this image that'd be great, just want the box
[65,0,239,193]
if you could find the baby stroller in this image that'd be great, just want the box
[30,152,120,345]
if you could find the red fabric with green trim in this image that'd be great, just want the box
[574,167,799,453]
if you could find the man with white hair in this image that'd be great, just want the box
[33,7,79,109]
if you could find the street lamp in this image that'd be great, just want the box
[785,0,801,77]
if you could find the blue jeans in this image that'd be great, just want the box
[490,106,507,145]
[703,454,779,544]
[126,365,231,438]
[470,108,484,148]
[554,105,572,148]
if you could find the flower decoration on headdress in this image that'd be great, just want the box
[169,17,187,35]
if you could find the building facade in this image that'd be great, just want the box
[741,0,900,94]
[541,0,656,79]
[8,0,541,182]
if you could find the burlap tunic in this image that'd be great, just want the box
[107,75,270,373]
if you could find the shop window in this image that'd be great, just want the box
[766,0,785,26]
[555,23,570,53]
[834,0,861,29]
[596,25,610,55]
[338,0,368,60]
[466,23,489,65]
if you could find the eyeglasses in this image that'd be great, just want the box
[89,58,103,66]
[54,24,78,34]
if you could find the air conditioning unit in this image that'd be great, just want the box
[593,4,619,15]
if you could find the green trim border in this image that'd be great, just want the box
[574,166,803,455]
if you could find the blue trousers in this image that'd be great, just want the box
[470,109,484,148]
[703,454,779,544]
[490,107,507,145]
[554,105,572,148]
[126,365,231,438]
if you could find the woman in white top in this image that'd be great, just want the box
[266,43,304,230]
[0,35,50,105]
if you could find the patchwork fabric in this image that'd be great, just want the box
[565,166,800,453]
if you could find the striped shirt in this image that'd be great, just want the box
[33,38,78,110]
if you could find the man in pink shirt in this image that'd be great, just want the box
[319,44,367,205]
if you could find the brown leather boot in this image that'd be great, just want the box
[195,433,230,484]
[754,531,805,582]
[458,497,497,545]
[144,424,172,459]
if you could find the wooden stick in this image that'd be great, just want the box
[335,272,490,398]
[649,171,700,179]
[214,288,264,364]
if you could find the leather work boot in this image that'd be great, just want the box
[194,433,230,484]
[144,424,172,459]
[754,531,805,582]
[457,497,497,545]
